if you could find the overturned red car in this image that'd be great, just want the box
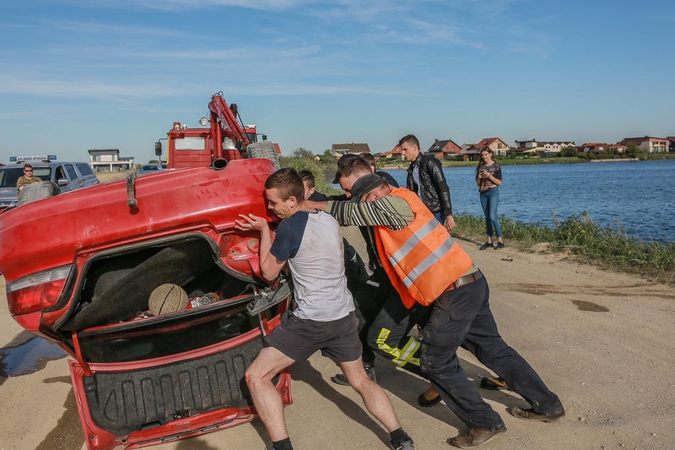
[0,93,291,450]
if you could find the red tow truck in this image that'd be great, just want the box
[159,91,279,170]
[0,92,291,450]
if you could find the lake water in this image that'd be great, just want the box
[384,159,675,244]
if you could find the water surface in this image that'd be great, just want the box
[385,159,675,243]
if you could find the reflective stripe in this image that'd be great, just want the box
[402,237,454,288]
[398,336,421,367]
[375,328,421,368]
[389,217,456,288]
[389,218,437,265]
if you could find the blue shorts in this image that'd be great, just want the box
[264,310,361,363]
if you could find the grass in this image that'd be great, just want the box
[96,171,129,183]
[453,212,675,285]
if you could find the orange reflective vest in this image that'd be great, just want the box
[375,187,473,308]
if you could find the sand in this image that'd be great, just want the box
[1,230,674,450]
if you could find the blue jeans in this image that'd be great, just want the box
[480,188,502,239]
[420,275,564,430]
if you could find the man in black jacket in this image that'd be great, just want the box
[399,134,455,232]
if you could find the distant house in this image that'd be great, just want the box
[608,143,626,153]
[580,142,609,154]
[667,136,675,152]
[427,138,462,159]
[88,149,134,172]
[473,137,510,156]
[378,145,403,160]
[459,144,482,161]
[510,139,544,155]
[331,143,371,158]
[621,136,669,153]
[541,141,575,155]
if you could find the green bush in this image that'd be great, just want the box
[454,211,675,284]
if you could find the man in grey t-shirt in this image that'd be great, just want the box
[235,168,413,450]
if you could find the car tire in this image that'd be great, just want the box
[17,181,61,206]
[246,141,280,170]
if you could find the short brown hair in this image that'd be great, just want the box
[398,134,420,148]
[297,169,315,188]
[265,167,305,202]
[360,152,375,165]
[336,156,371,182]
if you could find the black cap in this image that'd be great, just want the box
[332,153,362,184]
[350,173,385,202]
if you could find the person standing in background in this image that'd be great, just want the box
[16,163,42,196]
[476,147,504,250]
[298,169,329,201]
[399,134,455,232]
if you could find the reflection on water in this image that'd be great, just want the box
[0,334,67,378]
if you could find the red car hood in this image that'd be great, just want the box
[0,159,275,283]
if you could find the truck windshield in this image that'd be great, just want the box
[175,137,206,150]
[0,167,51,187]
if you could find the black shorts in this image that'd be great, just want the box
[264,310,361,363]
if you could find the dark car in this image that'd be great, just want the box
[138,163,166,176]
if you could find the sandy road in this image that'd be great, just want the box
[1,233,674,450]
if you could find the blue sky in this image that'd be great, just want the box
[1,0,673,163]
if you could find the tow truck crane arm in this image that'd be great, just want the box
[209,92,251,157]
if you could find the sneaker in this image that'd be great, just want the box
[390,437,415,450]
[330,363,376,386]
[479,377,508,391]
[509,406,565,423]
[495,242,505,250]
[417,391,442,407]
[448,427,506,448]
[478,242,493,251]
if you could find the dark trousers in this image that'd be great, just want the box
[352,268,390,364]
[420,275,564,430]
[353,268,429,374]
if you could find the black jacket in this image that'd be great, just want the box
[376,170,399,188]
[406,153,453,216]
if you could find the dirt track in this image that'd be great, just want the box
[1,231,674,450]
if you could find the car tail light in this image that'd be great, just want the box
[6,265,74,316]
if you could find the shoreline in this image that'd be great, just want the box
[379,154,674,170]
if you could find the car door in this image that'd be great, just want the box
[64,164,81,189]
[52,164,72,192]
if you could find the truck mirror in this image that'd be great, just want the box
[155,141,162,156]
[262,134,267,141]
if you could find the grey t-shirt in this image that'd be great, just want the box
[270,209,354,321]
